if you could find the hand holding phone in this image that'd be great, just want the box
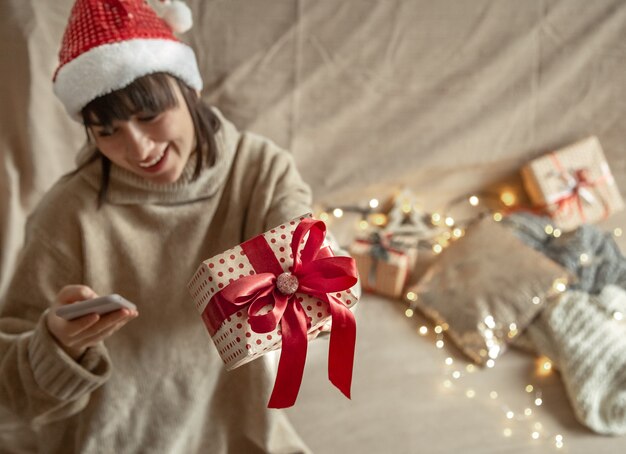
[55,294,137,320]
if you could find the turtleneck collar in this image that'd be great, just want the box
[77,107,240,205]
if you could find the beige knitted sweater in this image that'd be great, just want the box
[0,110,313,453]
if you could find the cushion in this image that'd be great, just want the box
[407,216,571,365]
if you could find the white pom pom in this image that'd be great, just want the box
[161,1,193,34]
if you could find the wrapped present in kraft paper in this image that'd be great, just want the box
[349,231,418,299]
[521,136,624,231]
[188,214,359,408]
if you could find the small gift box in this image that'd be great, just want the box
[188,214,359,408]
[349,231,418,299]
[521,136,624,231]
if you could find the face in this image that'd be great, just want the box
[89,81,196,184]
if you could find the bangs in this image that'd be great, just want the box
[81,72,178,126]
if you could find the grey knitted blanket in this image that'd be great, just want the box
[504,212,626,294]
[504,213,626,435]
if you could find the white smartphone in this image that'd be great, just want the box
[55,294,137,321]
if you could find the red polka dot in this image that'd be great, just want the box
[239,274,245,278]
[218,271,223,277]
[219,259,225,264]
[280,225,286,229]
[271,229,276,234]
[229,278,234,283]
[317,301,322,307]
[249,270,255,275]
[228,267,234,272]
[209,263,214,268]
[336,293,342,298]
[346,300,352,305]
[346,289,352,294]
[246,344,251,349]
[281,234,286,239]
[307,306,312,311]
[279,247,285,252]
[246,332,251,338]
[256,339,262,345]
[237,312,242,317]
[240,251,245,256]
[277,330,282,336]
[239,263,244,268]
[218,283,224,288]
[230,254,235,260]
[280,258,285,263]
[266,335,272,340]
[237,323,242,329]
[208,276,213,282]
[290,221,295,225]
[317,312,322,317]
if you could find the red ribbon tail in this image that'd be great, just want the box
[327,298,357,399]
[267,301,309,409]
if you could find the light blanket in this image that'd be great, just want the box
[527,285,626,435]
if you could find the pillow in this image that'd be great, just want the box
[407,216,571,365]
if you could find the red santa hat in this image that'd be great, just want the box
[53,0,202,121]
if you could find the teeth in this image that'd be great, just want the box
[139,149,165,168]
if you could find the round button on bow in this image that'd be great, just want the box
[276,272,299,295]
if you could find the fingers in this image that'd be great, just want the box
[74,311,137,346]
[62,313,101,337]
[46,286,138,360]
[62,309,138,349]
[56,284,99,305]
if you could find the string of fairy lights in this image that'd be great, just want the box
[316,187,624,450]
[414,315,570,449]
[317,187,623,257]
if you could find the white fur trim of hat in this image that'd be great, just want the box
[54,38,202,121]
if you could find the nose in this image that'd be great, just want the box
[123,122,155,161]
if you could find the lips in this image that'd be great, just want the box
[139,147,167,168]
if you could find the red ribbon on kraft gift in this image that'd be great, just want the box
[547,153,610,223]
[204,218,358,408]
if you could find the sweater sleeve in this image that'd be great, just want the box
[0,215,112,426]
[237,132,313,236]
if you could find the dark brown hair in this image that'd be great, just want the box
[77,72,221,206]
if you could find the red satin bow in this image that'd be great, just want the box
[209,218,358,408]
[549,154,610,222]
[554,169,593,221]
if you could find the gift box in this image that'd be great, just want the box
[349,231,418,299]
[188,214,359,408]
[521,136,624,231]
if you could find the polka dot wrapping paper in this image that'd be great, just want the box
[521,136,624,232]
[188,214,359,407]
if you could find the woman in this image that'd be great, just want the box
[0,0,313,452]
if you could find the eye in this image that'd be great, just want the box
[94,127,116,138]
[137,112,161,122]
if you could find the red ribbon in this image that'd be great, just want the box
[548,154,610,223]
[204,218,358,408]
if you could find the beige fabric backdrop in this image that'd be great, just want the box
[1,1,625,452]
[2,0,625,294]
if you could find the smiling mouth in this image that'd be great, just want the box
[139,147,167,168]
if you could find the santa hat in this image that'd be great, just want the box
[53,0,202,121]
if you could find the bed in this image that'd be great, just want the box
[1,1,625,452]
